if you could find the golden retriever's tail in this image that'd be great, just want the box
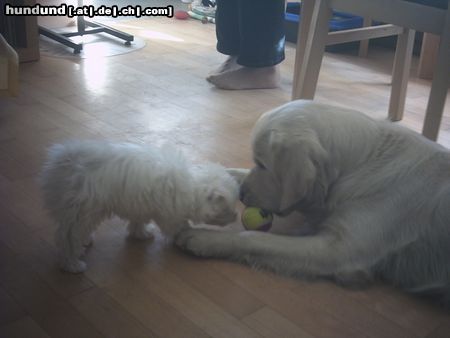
[407,284,450,308]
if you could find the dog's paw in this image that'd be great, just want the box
[175,228,234,258]
[128,223,154,240]
[61,259,87,273]
[83,234,95,247]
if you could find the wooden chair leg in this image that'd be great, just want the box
[358,16,372,57]
[388,28,415,121]
[292,0,314,96]
[422,9,450,141]
[292,0,332,100]
[417,33,440,80]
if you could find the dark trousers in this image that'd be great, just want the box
[215,0,286,67]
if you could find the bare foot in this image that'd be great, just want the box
[207,65,280,90]
[209,56,238,76]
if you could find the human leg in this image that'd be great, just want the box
[208,0,286,89]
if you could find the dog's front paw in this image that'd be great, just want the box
[175,228,234,258]
[61,259,87,273]
[83,233,95,247]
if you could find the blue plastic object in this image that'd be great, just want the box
[285,2,364,31]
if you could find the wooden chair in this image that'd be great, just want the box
[0,34,19,97]
[292,0,450,141]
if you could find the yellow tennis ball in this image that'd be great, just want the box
[241,207,273,231]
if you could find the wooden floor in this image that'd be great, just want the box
[1,16,450,338]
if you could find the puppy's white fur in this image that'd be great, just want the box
[40,141,239,273]
[176,100,450,306]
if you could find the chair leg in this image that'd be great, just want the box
[358,16,372,57]
[292,0,314,88]
[417,33,440,80]
[292,0,332,100]
[422,9,450,141]
[388,28,415,121]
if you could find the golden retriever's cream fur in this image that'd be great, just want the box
[177,100,450,306]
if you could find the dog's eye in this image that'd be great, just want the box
[255,159,266,170]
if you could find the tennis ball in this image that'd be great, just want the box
[241,207,273,232]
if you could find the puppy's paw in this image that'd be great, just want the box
[128,223,154,240]
[61,259,87,273]
[175,228,234,258]
[83,234,95,247]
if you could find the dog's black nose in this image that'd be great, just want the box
[239,189,245,202]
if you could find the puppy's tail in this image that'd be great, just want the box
[408,283,450,309]
[39,144,72,184]
[38,143,85,222]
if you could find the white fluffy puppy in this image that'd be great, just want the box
[40,141,239,273]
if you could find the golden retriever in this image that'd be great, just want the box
[176,100,450,306]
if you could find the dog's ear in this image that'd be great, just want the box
[226,168,250,186]
[269,129,328,213]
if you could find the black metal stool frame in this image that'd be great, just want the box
[39,0,134,54]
